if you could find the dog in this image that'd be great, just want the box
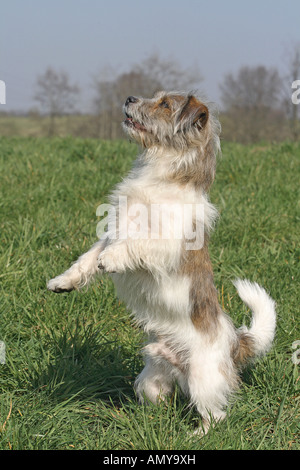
[47,91,276,433]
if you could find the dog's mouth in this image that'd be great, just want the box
[124,112,147,132]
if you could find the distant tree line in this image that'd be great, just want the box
[22,47,300,142]
[33,68,80,136]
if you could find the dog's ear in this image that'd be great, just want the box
[177,95,208,130]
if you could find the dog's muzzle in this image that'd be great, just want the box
[123,96,147,132]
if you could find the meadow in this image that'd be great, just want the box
[0,136,299,450]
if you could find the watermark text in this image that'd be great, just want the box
[0,80,6,105]
[96,197,205,250]
[291,80,300,105]
[292,340,300,365]
[0,341,5,364]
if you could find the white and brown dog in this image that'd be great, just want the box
[47,91,276,433]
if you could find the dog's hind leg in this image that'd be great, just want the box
[134,357,175,404]
[47,240,105,292]
[187,349,236,434]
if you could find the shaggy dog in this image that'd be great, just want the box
[47,91,276,433]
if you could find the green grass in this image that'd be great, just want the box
[0,136,299,450]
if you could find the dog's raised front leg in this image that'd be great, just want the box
[98,238,182,274]
[97,241,133,273]
[47,240,105,292]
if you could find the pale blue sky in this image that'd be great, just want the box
[1,0,299,111]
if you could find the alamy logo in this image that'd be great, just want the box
[0,341,5,364]
[291,80,300,105]
[292,340,300,365]
[96,197,206,250]
[0,80,6,105]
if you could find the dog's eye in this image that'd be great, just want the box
[159,100,170,109]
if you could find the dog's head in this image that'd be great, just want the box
[123,91,213,149]
[123,91,221,190]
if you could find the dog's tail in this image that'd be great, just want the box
[233,279,276,363]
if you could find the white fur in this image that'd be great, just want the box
[47,92,276,434]
[234,279,277,355]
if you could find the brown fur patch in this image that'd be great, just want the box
[178,95,209,128]
[148,94,184,118]
[144,339,188,373]
[231,332,256,366]
[180,238,221,336]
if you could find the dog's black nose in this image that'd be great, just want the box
[125,96,138,106]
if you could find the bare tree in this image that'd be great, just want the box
[92,54,202,139]
[92,69,162,139]
[220,65,285,142]
[134,52,202,92]
[34,67,80,136]
[220,65,283,110]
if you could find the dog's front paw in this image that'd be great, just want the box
[47,274,77,293]
[97,245,128,273]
